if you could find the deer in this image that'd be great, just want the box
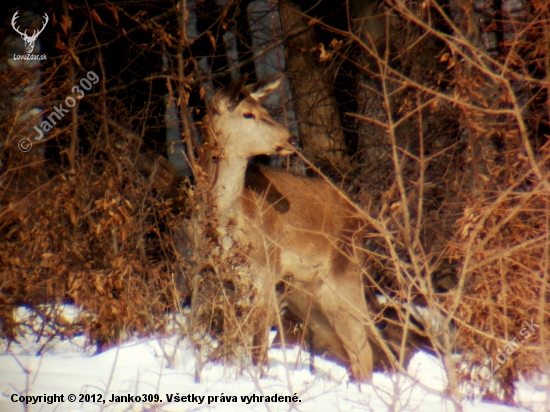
[202,73,379,381]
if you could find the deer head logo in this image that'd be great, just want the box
[11,11,49,54]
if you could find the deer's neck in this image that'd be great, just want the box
[212,154,248,228]
[203,120,249,250]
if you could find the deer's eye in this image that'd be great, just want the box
[243,113,256,120]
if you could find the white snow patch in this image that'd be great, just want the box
[0,305,547,411]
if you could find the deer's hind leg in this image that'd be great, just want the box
[284,288,352,368]
[315,270,373,382]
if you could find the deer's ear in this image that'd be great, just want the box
[243,73,283,104]
[217,74,249,107]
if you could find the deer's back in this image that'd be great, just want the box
[242,165,363,281]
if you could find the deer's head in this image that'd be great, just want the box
[209,74,297,159]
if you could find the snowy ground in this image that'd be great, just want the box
[0,306,548,411]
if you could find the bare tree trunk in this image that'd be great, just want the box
[450,0,530,197]
[353,0,391,178]
[232,0,257,81]
[279,0,348,170]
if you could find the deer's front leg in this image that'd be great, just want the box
[249,264,278,373]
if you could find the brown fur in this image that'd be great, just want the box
[241,165,373,380]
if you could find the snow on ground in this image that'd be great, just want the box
[0,306,547,411]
